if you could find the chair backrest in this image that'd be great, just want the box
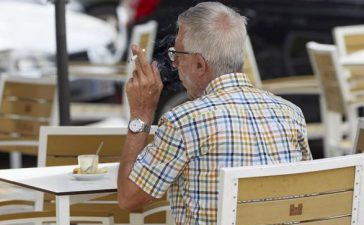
[218,154,364,225]
[122,20,158,120]
[243,36,262,88]
[306,42,347,114]
[306,42,356,156]
[0,75,58,155]
[353,118,364,154]
[333,25,364,56]
[38,126,138,167]
[37,125,167,224]
[333,25,364,92]
[307,41,364,152]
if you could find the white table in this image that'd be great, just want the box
[0,1,117,54]
[0,163,119,225]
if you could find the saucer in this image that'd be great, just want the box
[72,173,107,181]
[71,168,108,181]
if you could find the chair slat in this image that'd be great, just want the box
[344,34,364,54]
[3,82,55,101]
[355,129,364,153]
[244,56,257,86]
[144,212,167,224]
[0,99,53,117]
[46,135,126,158]
[303,216,351,225]
[237,191,353,225]
[139,33,151,50]
[312,52,345,114]
[0,133,37,140]
[46,155,120,166]
[46,134,154,157]
[0,146,37,155]
[238,167,355,201]
[0,118,48,136]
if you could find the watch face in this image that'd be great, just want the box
[129,119,143,132]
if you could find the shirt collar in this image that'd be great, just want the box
[204,73,253,95]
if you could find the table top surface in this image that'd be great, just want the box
[0,1,117,54]
[0,163,118,196]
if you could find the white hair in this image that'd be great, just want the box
[177,1,247,77]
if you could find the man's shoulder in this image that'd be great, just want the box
[160,97,213,125]
[266,91,306,120]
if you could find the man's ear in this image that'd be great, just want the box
[195,54,207,75]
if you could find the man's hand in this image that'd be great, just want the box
[126,45,163,124]
[118,44,162,210]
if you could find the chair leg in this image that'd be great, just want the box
[325,111,343,157]
[347,106,358,142]
[34,221,43,225]
[10,152,22,168]
[166,210,175,225]
[129,213,143,225]
[100,215,114,225]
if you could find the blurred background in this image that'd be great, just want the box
[1,0,364,167]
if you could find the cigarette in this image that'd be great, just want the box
[128,48,146,62]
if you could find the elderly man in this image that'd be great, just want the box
[117,2,312,224]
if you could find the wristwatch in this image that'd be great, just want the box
[128,118,151,133]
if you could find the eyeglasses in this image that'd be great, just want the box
[167,47,194,62]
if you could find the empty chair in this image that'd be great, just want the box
[333,24,364,57]
[333,25,364,81]
[218,153,364,225]
[307,42,364,157]
[244,36,319,95]
[36,125,173,225]
[0,75,58,168]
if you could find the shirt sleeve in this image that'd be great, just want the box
[129,118,188,198]
[296,110,313,161]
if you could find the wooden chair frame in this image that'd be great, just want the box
[36,125,173,225]
[333,24,364,56]
[218,154,364,225]
[0,75,58,168]
[307,41,364,156]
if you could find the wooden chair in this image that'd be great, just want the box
[69,20,158,125]
[333,24,364,57]
[35,125,173,225]
[333,25,364,90]
[244,36,322,140]
[217,153,364,225]
[0,75,58,168]
[306,42,364,157]
[352,118,364,154]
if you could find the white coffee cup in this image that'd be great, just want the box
[78,154,99,174]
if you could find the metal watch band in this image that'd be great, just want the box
[128,118,151,133]
[142,123,151,133]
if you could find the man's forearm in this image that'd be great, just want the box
[117,131,153,210]
[117,43,163,210]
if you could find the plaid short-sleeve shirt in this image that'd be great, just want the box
[130,73,312,225]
